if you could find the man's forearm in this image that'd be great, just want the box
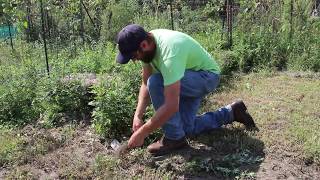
[138,81,180,137]
[129,81,180,148]
[140,102,178,136]
[134,84,150,118]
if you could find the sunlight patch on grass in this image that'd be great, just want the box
[205,72,320,163]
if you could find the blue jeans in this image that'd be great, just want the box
[147,70,234,140]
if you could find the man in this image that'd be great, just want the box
[116,24,257,156]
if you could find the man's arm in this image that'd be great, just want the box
[132,64,153,131]
[139,80,180,135]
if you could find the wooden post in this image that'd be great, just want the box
[170,0,174,30]
[221,19,225,40]
[40,0,50,76]
[79,0,85,43]
[72,23,77,57]
[289,0,294,41]
[26,0,32,41]
[107,11,113,40]
[230,0,233,48]
[220,1,227,41]
[226,0,233,49]
[107,11,112,31]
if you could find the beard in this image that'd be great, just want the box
[141,48,156,63]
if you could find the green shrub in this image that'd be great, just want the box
[287,22,320,72]
[91,63,141,138]
[0,58,41,126]
[35,76,93,127]
[100,0,140,42]
[61,43,117,74]
[232,30,289,72]
[288,48,320,72]
[0,85,37,126]
[215,50,240,75]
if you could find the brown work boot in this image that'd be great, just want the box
[231,100,258,130]
[147,136,188,156]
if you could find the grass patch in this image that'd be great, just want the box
[0,125,76,169]
[93,153,174,179]
[206,72,320,164]
[0,127,23,167]
[287,80,320,163]
[186,149,263,178]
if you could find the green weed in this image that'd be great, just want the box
[0,128,23,167]
[91,63,141,138]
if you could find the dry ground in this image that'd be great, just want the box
[0,72,319,179]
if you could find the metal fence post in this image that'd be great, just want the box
[7,20,14,50]
[40,0,50,76]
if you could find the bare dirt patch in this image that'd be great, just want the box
[1,124,110,179]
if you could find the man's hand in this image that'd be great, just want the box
[132,116,144,132]
[128,128,147,148]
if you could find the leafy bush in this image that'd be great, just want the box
[217,51,240,75]
[0,84,37,126]
[287,20,320,72]
[56,42,118,74]
[134,10,171,31]
[92,63,141,138]
[100,0,140,42]
[35,76,93,127]
[0,58,41,126]
[230,30,290,73]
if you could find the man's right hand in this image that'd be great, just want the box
[132,116,144,132]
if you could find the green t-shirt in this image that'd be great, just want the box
[148,29,220,86]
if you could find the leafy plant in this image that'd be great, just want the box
[0,128,23,167]
[0,58,41,126]
[35,76,93,127]
[91,63,141,138]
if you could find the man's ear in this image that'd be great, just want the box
[140,40,148,49]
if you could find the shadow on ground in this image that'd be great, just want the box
[147,127,265,179]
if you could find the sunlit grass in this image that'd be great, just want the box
[206,72,320,164]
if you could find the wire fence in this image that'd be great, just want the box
[1,0,320,73]
[0,24,16,50]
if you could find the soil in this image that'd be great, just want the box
[0,122,319,179]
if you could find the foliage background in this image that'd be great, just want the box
[0,0,319,138]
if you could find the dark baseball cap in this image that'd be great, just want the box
[116,24,148,64]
